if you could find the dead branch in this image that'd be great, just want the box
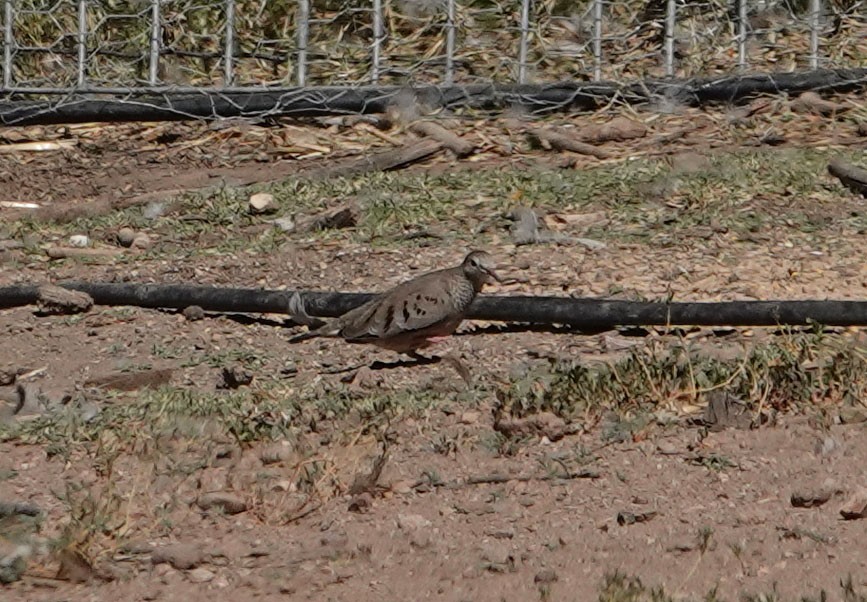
[828,157,867,197]
[408,120,476,157]
[303,138,443,179]
[45,247,124,260]
[526,126,613,159]
[413,468,601,491]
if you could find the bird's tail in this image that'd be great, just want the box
[287,292,334,343]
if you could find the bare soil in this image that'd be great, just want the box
[1,105,867,601]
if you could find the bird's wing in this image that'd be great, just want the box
[340,269,470,341]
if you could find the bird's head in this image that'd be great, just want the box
[462,250,502,289]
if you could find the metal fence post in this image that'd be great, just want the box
[517,0,531,83]
[148,0,161,85]
[444,0,455,85]
[2,0,13,89]
[664,0,676,77]
[223,0,235,86]
[737,0,748,70]
[592,0,603,81]
[296,0,309,86]
[371,0,383,82]
[76,0,88,86]
[808,0,821,69]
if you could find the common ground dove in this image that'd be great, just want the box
[288,250,501,357]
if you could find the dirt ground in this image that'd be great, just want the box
[1,104,867,601]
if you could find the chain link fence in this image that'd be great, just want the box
[0,0,864,118]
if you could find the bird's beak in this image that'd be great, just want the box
[486,267,503,283]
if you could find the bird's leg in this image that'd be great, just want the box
[440,353,472,387]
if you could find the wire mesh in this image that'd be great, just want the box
[0,0,864,115]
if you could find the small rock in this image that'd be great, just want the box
[348,493,372,513]
[484,528,515,539]
[791,488,832,508]
[838,406,867,424]
[397,513,431,531]
[480,543,513,568]
[616,510,657,526]
[68,234,89,248]
[271,480,293,492]
[249,192,276,215]
[56,548,95,583]
[656,441,680,455]
[460,411,480,425]
[196,492,248,515]
[151,543,204,570]
[0,369,15,386]
[0,542,32,584]
[410,531,431,549]
[307,206,358,231]
[667,541,696,554]
[454,501,495,516]
[270,217,296,232]
[494,412,567,442]
[117,540,154,555]
[187,567,215,583]
[668,151,711,174]
[116,228,136,248]
[0,240,23,251]
[143,201,166,220]
[141,588,162,601]
[0,501,41,518]
[218,366,254,390]
[815,436,842,458]
[259,442,296,465]
[390,480,414,495]
[196,467,228,493]
[130,233,151,250]
[5,383,56,420]
[839,487,867,520]
[279,362,298,377]
[183,305,205,321]
[534,568,559,585]
[702,391,751,431]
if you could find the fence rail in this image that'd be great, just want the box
[0,0,864,95]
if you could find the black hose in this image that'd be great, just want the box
[2,68,865,126]
[2,282,866,328]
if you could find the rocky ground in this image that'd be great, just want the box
[1,99,867,600]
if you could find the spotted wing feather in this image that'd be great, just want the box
[340,268,473,342]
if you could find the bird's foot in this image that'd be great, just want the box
[322,362,367,375]
[407,351,442,365]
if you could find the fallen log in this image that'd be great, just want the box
[1,282,866,328]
